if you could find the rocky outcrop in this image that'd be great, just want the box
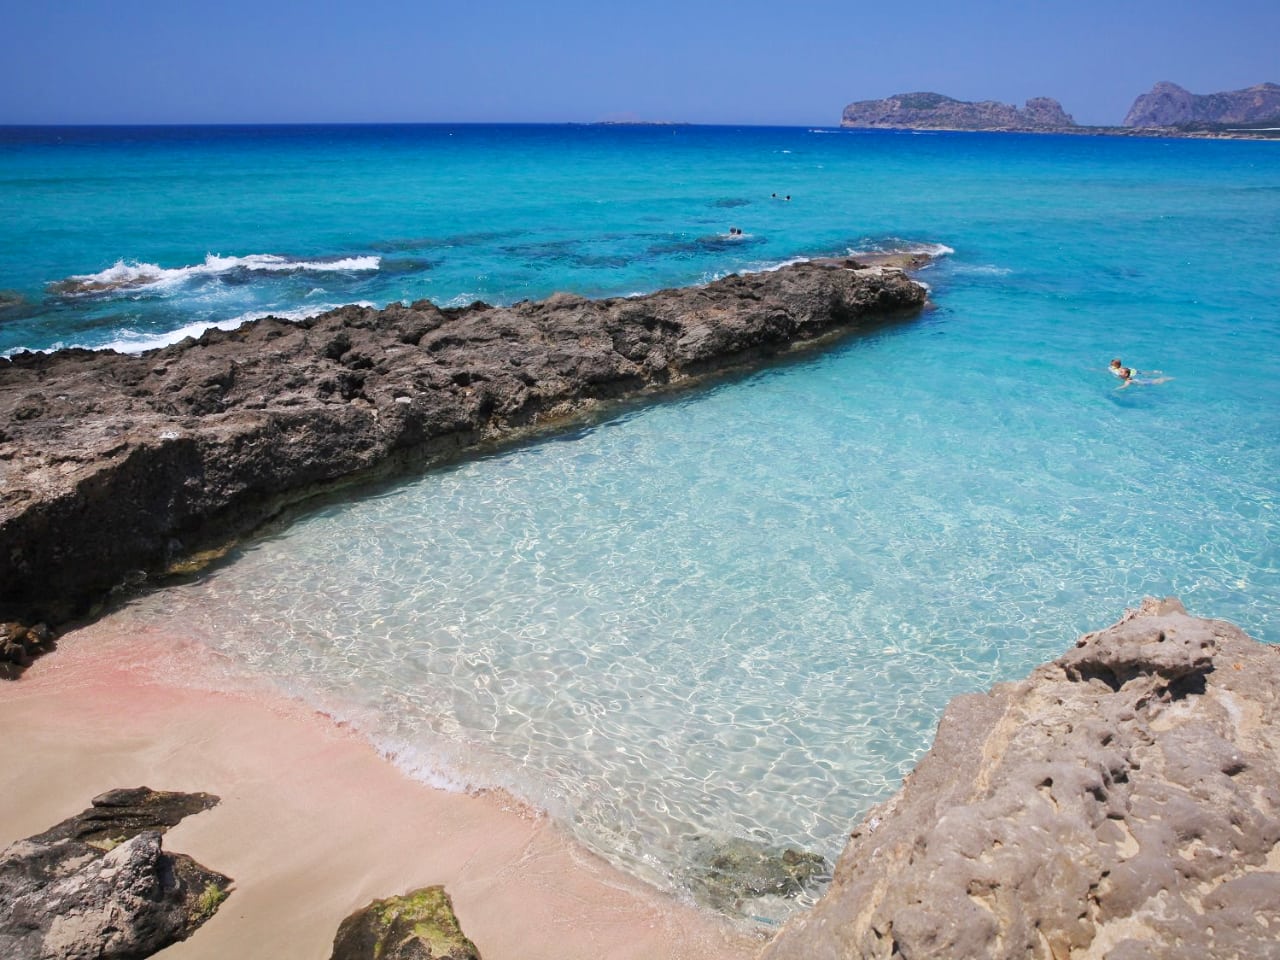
[0,258,928,632]
[0,788,229,960]
[1123,81,1280,128]
[330,887,480,960]
[841,93,1076,132]
[761,598,1280,960]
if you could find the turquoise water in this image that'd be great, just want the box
[3,125,1278,919]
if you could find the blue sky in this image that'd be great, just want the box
[4,0,1277,126]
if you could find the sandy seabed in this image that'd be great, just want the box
[0,620,761,960]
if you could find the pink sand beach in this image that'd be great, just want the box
[0,620,762,959]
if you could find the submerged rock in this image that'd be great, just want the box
[0,290,30,321]
[0,258,929,632]
[330,886,480,960]
[0,788,230,960]
[684,834,828,916]
[761,598,1280,960]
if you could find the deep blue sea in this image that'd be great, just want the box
[2,123,1277,920]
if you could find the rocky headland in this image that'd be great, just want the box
[761,597,1280,960]
[841,82,1280,138]
[0,256,928,644]
[1122,80,1280,132]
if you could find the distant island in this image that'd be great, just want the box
[841,92,1076,133]
[841,82,1280,139]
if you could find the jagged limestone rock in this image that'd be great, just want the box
[762,599,1280,960]
[0,789,229,960]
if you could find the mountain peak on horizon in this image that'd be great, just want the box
[1123,80,1280,127]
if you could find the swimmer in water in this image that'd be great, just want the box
[1110,358,1172,389]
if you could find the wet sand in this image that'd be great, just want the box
[0,622,762,959]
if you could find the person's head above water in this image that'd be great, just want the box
[1110,358,1133,379]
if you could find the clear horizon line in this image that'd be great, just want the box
[1,118,838,129]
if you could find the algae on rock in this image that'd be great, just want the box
[331,885,481,960]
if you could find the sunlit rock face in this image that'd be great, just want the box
[762,598,1280,960]
[1123,81,1280,127]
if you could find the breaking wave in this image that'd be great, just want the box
[4,302,376,358]
[846,240,956,259]
[51,253,381,296]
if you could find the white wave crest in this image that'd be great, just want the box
[3,301,376,357]
[53,253,381,296]
[376,738,475,794]
[952,264,1012,276]
[847,241,955,259]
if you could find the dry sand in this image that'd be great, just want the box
[0,621,762,959]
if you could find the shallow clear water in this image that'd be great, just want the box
[3,124,1278,919]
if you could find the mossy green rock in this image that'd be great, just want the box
[330,886,480,960]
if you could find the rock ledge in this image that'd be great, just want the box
[762,598,1280,960]
[0,258,927,634]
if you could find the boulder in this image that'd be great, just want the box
[0,789,229,960]
[761,599,1280,960]
[330,886,480,960]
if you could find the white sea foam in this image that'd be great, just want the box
[762,256,812,272]
[952,264,1013,276]
[440,292,490,309]
[3,301,376,357]
[847,241,955,259]
[375,736,484,795]
[96,317,256,353]
[53,253,381,296]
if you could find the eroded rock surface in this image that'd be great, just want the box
[762,598,1280,960]
[0,788,229,960]
[0,259,927,630]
